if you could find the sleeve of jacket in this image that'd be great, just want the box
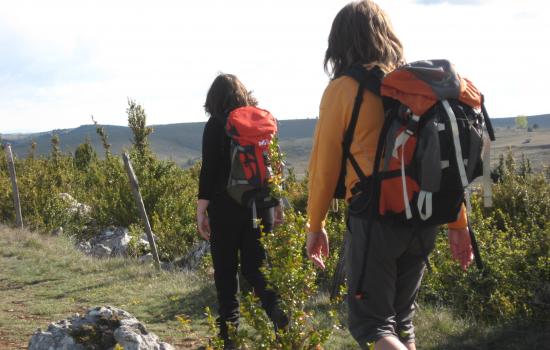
[198,118,222,200]
[306,82,348,232]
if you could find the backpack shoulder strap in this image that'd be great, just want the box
[340,66,383,184]
[344,65,383,95]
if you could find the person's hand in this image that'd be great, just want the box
[274,204,284,227]
[448,227,473,271]
[197,212,211,240]
[306,229,329,269]
[197,199,211,241]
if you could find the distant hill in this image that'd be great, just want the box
[490,114,550,129]
[0,119,318,171]
[1,114,548,174]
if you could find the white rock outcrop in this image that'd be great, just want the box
[28,306,174,350]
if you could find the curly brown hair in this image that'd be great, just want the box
[324,0,404,78]
[204,73,258,118]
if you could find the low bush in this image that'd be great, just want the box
[423,154,549,324]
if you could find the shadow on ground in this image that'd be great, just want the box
[430,321,550,350]
[142,281,217,323]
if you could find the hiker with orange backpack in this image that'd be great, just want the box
[306,1,492,350]
[197,73,288,349]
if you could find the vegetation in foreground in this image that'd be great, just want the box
[0,100,549,348]
[1,227,548,350]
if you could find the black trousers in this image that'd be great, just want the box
[208,193,279,338]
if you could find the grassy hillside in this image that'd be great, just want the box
[0,119,318,168]
[3,117,548,190]
[2,115,549,174]
[0,225,214,349]
[0,227,547,350]
[491,127,550,170]
[489,114,550,128]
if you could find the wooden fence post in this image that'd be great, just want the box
[4,143,23,229]
[122,153,161,269]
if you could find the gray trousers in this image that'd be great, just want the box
[346,215,437,348]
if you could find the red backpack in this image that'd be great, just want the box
[225,106,280,226]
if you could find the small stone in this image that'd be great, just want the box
[91,244,112,258]
[52,227,63,236]
[76,241,92,255]
[139,253,154,264]
[176,240,210,271]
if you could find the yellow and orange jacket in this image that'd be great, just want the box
[306,74,467,233]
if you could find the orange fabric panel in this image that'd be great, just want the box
[447,203,468,229]
[458,76,482,109]
[381,70,438,116]
[379,176,419,215]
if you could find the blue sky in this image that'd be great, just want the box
[0,0,548,133]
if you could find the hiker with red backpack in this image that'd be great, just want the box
[197,73,288,349]
[306,1,493,350]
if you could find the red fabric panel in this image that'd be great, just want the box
[255,146,266,183]
[379,130,419,215]
[227,106,277,184]
[227,106,277,146]
[379,176,419,215]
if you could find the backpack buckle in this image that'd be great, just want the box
[406,115,420,135]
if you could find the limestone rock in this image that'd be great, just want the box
[28,306,174,350]
[139,253,154,264]
[91,227,132,257]
[75,241,92,255]
[91,243,112,258]
[52,227,63,236]
[59,193,92,217]
[176,240,210,270]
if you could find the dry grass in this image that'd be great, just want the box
[491,127,550,171]
[0,225,215,349]
[1,226,547,349]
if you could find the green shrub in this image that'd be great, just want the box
[1,98,548,336]
[74,139,97,171]
[0,100,201,261]
[220,210,336,350]
[214,140,336,350]
[422,153,549,323]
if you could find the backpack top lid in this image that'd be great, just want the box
[381,59,482,116]
[226,106,277,145]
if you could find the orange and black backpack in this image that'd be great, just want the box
[225,106,280,226]
[336,60,495,297]
[337,60,495,225]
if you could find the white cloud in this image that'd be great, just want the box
[415,0,487,5]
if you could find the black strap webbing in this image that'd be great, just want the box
[480,94,495,141]
[467,220,484,270]
[338,65,383,194]
[353,113,395,299]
